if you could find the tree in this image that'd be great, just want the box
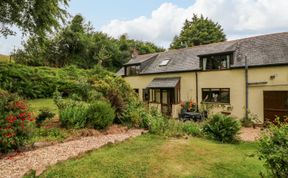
[13,15,165,71]
[170,14,226,49]
[0,0,69,37]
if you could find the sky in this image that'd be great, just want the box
[1,0,288,55]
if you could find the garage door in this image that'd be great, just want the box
[264,91,288,123]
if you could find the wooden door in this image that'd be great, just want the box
[264,91,288,123]
[161,89,172,116]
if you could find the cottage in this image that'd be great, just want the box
[117,32,288,123]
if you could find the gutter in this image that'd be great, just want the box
[195,72,199,111]
[245,56,249,120]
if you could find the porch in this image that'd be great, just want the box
[146,77,182,118]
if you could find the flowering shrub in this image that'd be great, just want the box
[0,90,34,153]
[180,100,197,113]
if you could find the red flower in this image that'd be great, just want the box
[15,100,27,110]
[5,114,17,123]
[18,112,27,118]
[28,117,35,122]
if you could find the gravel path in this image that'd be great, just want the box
[239,127,261,141]
[0,129,145,178]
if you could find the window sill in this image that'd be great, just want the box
[201,68,230,72]
[201,102,230,105]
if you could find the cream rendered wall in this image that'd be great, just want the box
[124,72,197,102]
[197,66,288,122]
[123,65,288,123]
[247,66,288,122]
[197,69,246,119]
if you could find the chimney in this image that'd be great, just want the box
[132,48,139,58]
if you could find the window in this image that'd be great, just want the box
[125,65,140,76]
[149,88,180,104]
[159,59,170,66]
[200,53,233,71]
[202,88,230,103]
[133,89,139,94]
[142,88,149,102]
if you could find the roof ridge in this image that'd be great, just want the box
[166,31,288,52]
[130,31,288,56]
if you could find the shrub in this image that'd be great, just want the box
[35,108,55,127]
[258,124,288,178]
[147,109,182,137]
[0,90,34,153]
[87,101,115,129]
[121,100,151,128]
[180,100,197,113]
[0,64,137,127]
[182,122,202,137]
[203,114,241,143]
[59,101,89,129]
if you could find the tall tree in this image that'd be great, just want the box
[170,14,226,49]
[13,15,165,71]
[0,0,69,37]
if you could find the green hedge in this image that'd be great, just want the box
[0,64,91,99]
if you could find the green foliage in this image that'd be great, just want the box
[87,101,115,129]
[29,127,66,143]
[39,135,264,178]
[0,63,93,99]
[203,114,241,143]
[0,64,113,99]
[0,90,34,153]
[182,122,202,137]
[241,110,259,127]
[0,63,153,131]
[35,108,55,127]
[58,99,115,130]
[13,15,165,71]
[90,70,137,121]
[258,124,288,178]
[25,127,78,146]
[147,108,202,137]
[170,14,226,49]
[122,100,151,128]
[0,54,11,63]
[0,0,69,37]
[59,100,89,129]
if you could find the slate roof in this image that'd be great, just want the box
[146,77,180,88]
[124,53,158,65]
[117,32,288,75]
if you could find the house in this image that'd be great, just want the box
[117,32,288,123]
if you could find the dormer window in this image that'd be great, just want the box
[200,53,233,71]
[125,65,140,76]
[159,59,170,66]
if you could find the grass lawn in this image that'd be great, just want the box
[40,135,265,178]
[28,98,58,113]
[0,54,11,63]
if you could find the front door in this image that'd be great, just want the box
[264,91,288,123]
[161,89,172,116]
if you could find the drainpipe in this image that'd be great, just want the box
[245,56,249,119]
[195,72,199,112]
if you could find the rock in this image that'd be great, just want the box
[33,142,53,148]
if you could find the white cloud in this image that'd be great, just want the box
[101,0,288,48]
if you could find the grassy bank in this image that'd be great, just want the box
[28,98,58,113]
[40,135,264,178]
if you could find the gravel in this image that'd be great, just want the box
[0,129,145,178]
[239,127,261,142]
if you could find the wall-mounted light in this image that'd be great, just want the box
[270,74,277,80]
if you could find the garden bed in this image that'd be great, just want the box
[0,126,146,178]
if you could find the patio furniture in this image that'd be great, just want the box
[180,111,202,122]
